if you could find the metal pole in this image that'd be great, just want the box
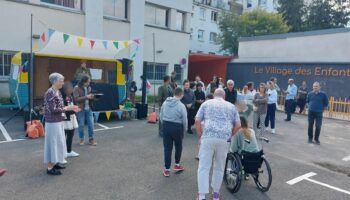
[29,14,34,122]
[152,33,156,112]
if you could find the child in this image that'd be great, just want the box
[62,82,80,158]
[129,81,137,105]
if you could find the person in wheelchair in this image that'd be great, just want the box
[230,116,259,179]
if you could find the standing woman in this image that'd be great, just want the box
[253,83,268,136]
[129,81,137,105]
[264,81,278,134]
[61,82,80,158]
[44,73,78,175]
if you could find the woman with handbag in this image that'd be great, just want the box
[61,82,80,158]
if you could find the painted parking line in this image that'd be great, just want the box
[342,155,350,161]
[96,123,110,129]
[0,139,26,144]
[94,126,124,132]
[287,172,350,195]
[0,122,12,141]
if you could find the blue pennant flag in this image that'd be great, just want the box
[93,112,100,122]
[48,28,55,39]
[102,41,108,49]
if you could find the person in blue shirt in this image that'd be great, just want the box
[306,82,328,145]
[283,79,297,121]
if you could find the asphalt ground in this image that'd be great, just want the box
[0,109,349,200]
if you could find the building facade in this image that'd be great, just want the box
[238,0,278,12]
[190,0,231,55]
[0,0,192,96]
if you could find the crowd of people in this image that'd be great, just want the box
[157,73,328,200]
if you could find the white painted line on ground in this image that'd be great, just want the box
[286,172,317,185]
[287,172,350,195]
[306,178,350,195]
[96,123,109,129]
[0,122,12,141]
[342,155,350,161]
[148,106,159,110]
[94,126,124,132]
[0,139,26,144]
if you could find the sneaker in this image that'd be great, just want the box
[308,139,313,144]
[53,163,66,170]
[197,194,206,200]
[67,151,80,158]
[88,139,97,146]
[163,170,170,177]
[271,129,275,134]
[0,168,6,176]
[173,165,185,172]
[47,168,62,176]
[314,140,320,145]
[62,159,68,164]
[213,192,220,200]
[187,129,193,134]
[79,140,85,145]
[244,174,250,180]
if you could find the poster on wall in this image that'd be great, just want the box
[227,62,350,99]
[90,68,103,80]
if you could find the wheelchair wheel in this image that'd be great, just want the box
[252,157,272,192]
[224,152,243,193]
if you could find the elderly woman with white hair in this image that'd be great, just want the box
[44,72,79,175]
[224,79,237,105]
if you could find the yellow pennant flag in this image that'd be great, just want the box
[123,41,129,48]
[77,37,84,47]
[33,40,40,51]
[106,111,111,120]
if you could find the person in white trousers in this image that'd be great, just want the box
[195,88,241,200]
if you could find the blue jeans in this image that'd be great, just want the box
[308,111,323,141]
[265,103,276,129]
[77,108,94,140]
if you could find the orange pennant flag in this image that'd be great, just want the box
[123,41,129,48]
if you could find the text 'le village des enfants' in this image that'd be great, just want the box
[254,66,350,77]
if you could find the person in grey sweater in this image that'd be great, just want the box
[253,83,268,136]
[160,87,188,177]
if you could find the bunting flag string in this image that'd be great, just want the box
[102,41,108,49]
[117,111,123,120]
[48,28,55,39]
[93,112,100,122]
[123,41,129,48]
[77,37,84,47]
[63,33,70,44]
[113,41,119,49]
[33,40,40,52]
[41,33,46,42]
[106,111,111,120]
[90,40,95,49]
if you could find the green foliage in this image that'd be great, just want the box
[218,9,289,55]
[277,0,306,32]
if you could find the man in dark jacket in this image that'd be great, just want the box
[181,80,196,134]
[158,75,173,137]
[224,80,237,105]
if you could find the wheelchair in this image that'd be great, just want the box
[224,137,272,193]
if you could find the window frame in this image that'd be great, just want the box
[211,11,218,22]
[209,32,217,43]
[0,51,16,80]
[176,11,185,31]
[198,29,205,41]
[174,64,183,84]
[199,7,206,20]
[145,3,169,28]
[40,0,83,10]
[143,62,168,82]
[103,0,128,20]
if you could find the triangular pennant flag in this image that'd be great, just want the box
[123,41,129,48]
[106,111,111,120]
[113,41,119,49]
[90,40,95,49]
[133,39,140,44]
[40,33,46,42]
[63,33,70,44]
[102,41,108,49]
[33,40,40,51]
[117,111,123,120]
[48,28,55,39]
[131,53,136,59]
[94,112,100,122]
[77,37,84,47]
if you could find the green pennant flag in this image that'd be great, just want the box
[63,33,70,44]
[131,53,136,59]
[113,41,119,49]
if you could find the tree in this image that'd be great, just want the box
[277,0,306,32]
[218,9,289,55]
[305,0,350,31]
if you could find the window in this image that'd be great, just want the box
[104,0,128,19]
[198,30,204,41]
[176,12,185,31]
[174,64,183,84]
[209,32,217,43]
[201,0,212,6]
[0,51,15,79]
[247,0,252,8]
[145,4,169,27]
[199,8,206,20]
[211,11,218,22]
[40,0,82,9]
[144,62,168,81]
